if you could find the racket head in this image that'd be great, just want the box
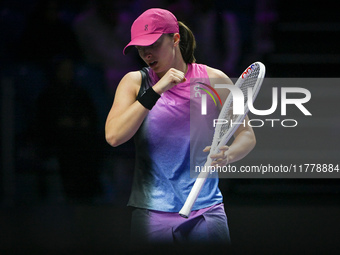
[212,62,266,152]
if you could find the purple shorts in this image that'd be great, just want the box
[130,203,231,246]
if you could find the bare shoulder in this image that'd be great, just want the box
[121,71,142,86]
[117,71,142,97]
[206,66,234,103]
[206,66,233,85]
[108,71,142,117]
[206,66,231,80]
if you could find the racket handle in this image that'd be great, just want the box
[179,159,212,218]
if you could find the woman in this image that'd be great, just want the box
[105,8,256,246]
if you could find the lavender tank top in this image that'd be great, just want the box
[128,63,223,212]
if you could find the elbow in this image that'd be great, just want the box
[105,131,122,147]
[105,135,122,147]
[105,121,122,147]
[105,123,133,147]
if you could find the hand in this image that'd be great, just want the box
[152,68,186,94]
[203,145,229,167]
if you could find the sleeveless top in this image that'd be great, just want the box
[128,63,223,212]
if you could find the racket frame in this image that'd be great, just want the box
[179,62,266,218]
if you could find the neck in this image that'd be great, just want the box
[157,48,188,78]
[158,60,187,78]
[176,59,188,75]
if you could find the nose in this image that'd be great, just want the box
[137,46,152,59]
[142,49,152,60]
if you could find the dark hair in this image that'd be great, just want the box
[169,21,196,64]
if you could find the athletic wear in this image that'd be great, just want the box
[128,63,223,212]
[130,203,231,244]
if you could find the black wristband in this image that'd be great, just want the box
[137,87,161,110]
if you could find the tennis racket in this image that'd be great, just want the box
[179,61,266,218]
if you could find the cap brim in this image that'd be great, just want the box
[123,33,163,55]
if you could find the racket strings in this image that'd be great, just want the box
[240,65,260,104]
[215,64,261,143]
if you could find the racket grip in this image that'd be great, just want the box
[179,159,212,218]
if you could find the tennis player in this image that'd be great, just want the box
[105,8,256,247]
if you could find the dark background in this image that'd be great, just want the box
[1,0,340,254]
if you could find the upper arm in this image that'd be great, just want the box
[106,71,141,122]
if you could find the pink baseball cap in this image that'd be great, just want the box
[123,8,179,55]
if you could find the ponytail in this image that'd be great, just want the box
[178,21,196,64]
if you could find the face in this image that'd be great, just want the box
[136,34,179,76]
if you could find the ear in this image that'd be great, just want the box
[173,33,180,47]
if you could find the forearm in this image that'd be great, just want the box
[226,129,256,164]
[105,100,148,147]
